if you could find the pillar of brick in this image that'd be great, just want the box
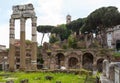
[31,17,37,70]
[9,18,15,71]
[20,18,26,71]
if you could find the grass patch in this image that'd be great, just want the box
[113,52,120,57]
[0,71,86,83]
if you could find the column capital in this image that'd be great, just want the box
[32,16,37,22]
[20,18,26,23]
[10,18,15,24]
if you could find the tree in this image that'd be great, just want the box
[51,24,71,41]
[66,18,84,35]
[49,34,59,43]
[37,25,54,45]
[68,35,77,48]
[81,6,120,47]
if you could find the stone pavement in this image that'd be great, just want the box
[100,74,113,83]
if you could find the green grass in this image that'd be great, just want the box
[0,71,86,83]
[113,52,120,57]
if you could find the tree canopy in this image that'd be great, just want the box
[51,24,71,41]
[81,6,120,47]
[37,25,54,33]
[66,18,85,35]
[81,6,120,33]
[37,25,55,45]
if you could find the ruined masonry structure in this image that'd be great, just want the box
[9,4,37,71]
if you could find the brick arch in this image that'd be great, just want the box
[97,58,104,72]
[55,53,65,69]
[65,52,80,69]
[68,57,79,69]
[116,40,120,51]
[82,52,94,70]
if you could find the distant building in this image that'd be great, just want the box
[0,45,6,52]
[66,14,71,24]
[0,45,8,71]
[107,25,120,51]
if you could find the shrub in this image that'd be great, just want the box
[62,44,68,49]
[113,52,120,58]
[49,35,59,43]
[68,35,77,49]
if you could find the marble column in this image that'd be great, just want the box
[9,18,15,71]
[31,17,37,70]
[20,18,26,71]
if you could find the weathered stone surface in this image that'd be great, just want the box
[12,4,35,19]
[6,80,14,83]
[102,59,109,77]
[115,67,119,83]
[109,62,116,82]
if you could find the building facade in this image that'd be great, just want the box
[107,25,120,51]
[0,45,8,71]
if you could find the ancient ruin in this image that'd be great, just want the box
[100,60,120,83]
[9,4,37,71]
[0,4,118,74]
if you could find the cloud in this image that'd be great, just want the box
[37,0,65,25]
[1,0,120,47]
[62,0,120,19]
[0,24,9,48]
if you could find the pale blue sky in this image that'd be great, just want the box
[0,0,120,48]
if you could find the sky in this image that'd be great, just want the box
[0,0,120,48]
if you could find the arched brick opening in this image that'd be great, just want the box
[116,40,120,51]
[97,58,104,72]
[68,57,79,69]
[82,53,93,70]
[37,57,44,69]
[56,53,65,69]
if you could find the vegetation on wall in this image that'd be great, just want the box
[113,52,120,57]
[49,34,59,43]
[51,24,71,41]
[68,35,77,49]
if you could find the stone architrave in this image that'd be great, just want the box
[9,4,37,71]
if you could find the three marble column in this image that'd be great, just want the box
[9,17,37,71]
